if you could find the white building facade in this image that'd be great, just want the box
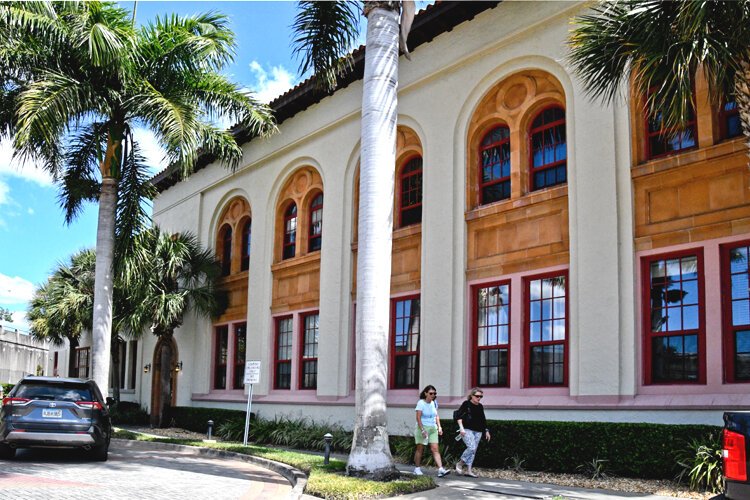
[131,1,750,431]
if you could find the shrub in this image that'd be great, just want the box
[110,401,148,425]
[675,432,724,493]
[431,419,720,479]
[1,383,14,395]
[169,406,248,433]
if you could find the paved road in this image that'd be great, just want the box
[0,440,292,499]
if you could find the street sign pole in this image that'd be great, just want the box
[243,383,253,446]
[242,360,261,447]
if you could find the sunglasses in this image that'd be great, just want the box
[473,394,483,399]
[427,392,437,395]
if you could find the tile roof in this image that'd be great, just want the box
[153,1,501,191]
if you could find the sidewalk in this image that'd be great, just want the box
[389,464,688,499]
[117,428,691,500]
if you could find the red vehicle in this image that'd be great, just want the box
[723,412,750,499]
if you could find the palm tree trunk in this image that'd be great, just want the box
[91,176,117,391]
[735,57,750,156]
[346,2,399,481]
[111,343,121,403]
[158,337,173,428]
[67,335,79,377]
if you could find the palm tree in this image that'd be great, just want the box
[27,247,141,402]
[292,0,415,480]
[122,226,222,427]
[568,1,750,147]
[0,1,275,394]
[28,250,96,377]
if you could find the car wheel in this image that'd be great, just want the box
[0,443,15,460]
[90,440,109,462]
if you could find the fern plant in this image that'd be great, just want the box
[675,432,724,493]
[577,458,610,480]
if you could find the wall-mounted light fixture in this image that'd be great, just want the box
[175,361,183,373]
[143,363,151,374]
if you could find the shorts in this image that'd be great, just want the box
[414,425,439,445]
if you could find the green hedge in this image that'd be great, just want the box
[1,383,14,395]
[166,407,719,480]
[433,420,720,479]
[168,406,248,433]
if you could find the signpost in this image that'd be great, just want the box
[243,360,261,446]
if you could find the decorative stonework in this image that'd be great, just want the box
[465,70,569,279]
[271,166,324,312]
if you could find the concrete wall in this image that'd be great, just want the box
[0,327,49,384]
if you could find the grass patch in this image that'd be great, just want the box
[306,470,434,499]
[113,428,434,498]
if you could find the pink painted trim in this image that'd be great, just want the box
[465,264,569,395]
[636,234,750,394]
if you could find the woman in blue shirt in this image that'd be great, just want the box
[413,384,449,477]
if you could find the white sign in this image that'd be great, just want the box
[244,360,261,385]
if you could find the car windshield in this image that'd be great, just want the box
[14,383,92,402]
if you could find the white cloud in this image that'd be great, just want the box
[0,138,54,187]
[0,273,35,305]
[248,61,297,104]
[27,207,34,215]
[132,127,169,175]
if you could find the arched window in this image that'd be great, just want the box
[530,106,567,191]
[399,157,422,227]
[720,98,741,140]
[240,219,251,271]
[220,224,232,276]
[479,127,511,205]
[308,194,323,252]
[283,203,297,260]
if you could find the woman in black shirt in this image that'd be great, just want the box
[455,387,491,477]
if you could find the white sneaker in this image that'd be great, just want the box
[437,467,450,477]
[413,467,423,476]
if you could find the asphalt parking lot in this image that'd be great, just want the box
[0,440,292,499]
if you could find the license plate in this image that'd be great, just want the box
[42,409,62,418]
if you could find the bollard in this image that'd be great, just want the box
[207,420,214,440]
[323,432,333,465]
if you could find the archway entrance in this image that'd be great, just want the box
[150,336,178,427]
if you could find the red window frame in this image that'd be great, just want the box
[641,249,706,385]
[478,126,511,205]
[299,312,319,390]
[219,224,232,276]
[308,194,323,252]
[472,281,511,387]
[721,241,750,383]
[75,347,90,379]
[390,295,421,389]
[240,219,251,271]
[644,87,697,160]
[213,325,229,390]
[232,323,247,389]
[529,106,567,191]
[398,156,423,227]
[274,316,293,390]
[720,98,741,141]
[524,271,568,387]
[282,203,297,260]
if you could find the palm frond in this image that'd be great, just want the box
[568,0,750,131]
[114,138,156,273]
[292,0,360,91]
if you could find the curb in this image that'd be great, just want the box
[112,438,307,499]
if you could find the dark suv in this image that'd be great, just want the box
[0,376,112,461]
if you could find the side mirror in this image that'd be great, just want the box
[106,397,115,407]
